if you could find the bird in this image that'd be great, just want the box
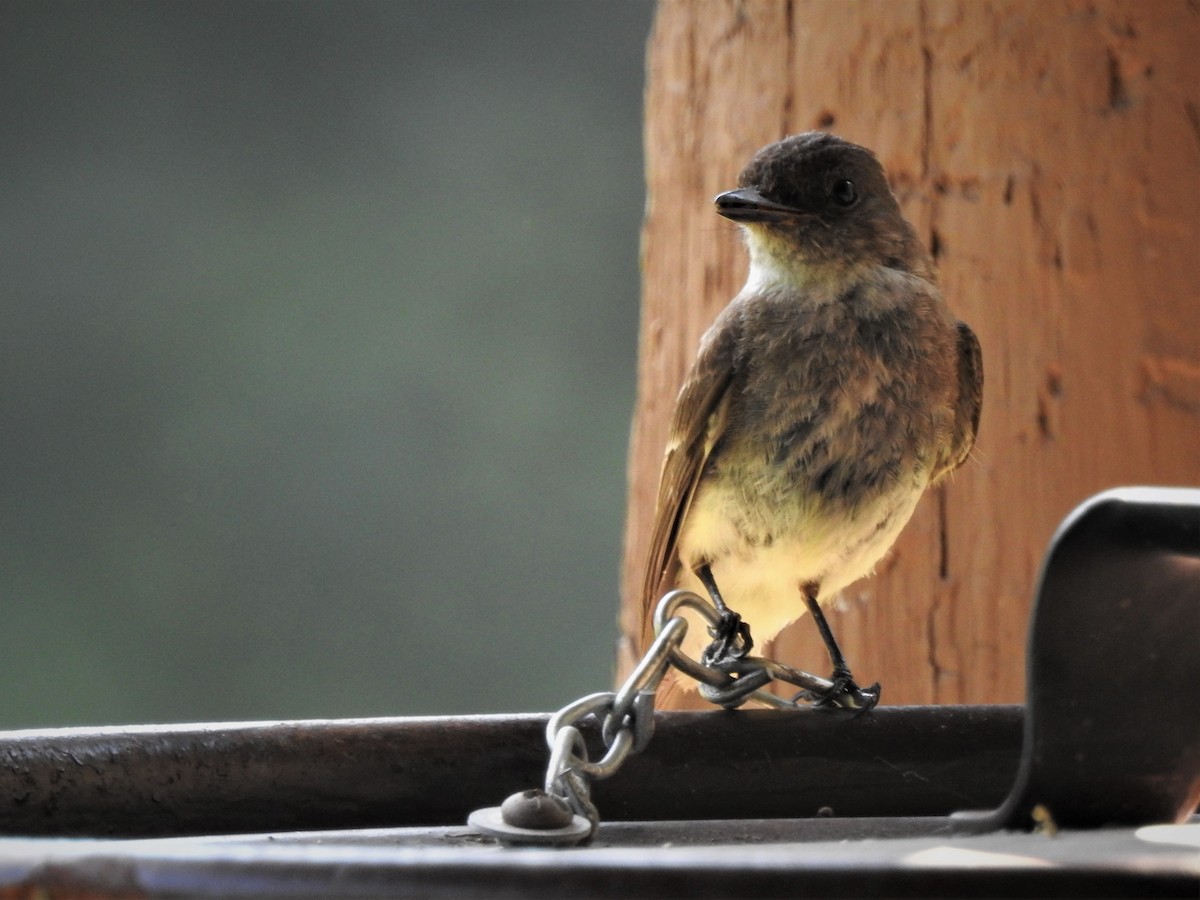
[637,132,982,711]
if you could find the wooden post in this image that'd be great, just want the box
[619,0,1200,705]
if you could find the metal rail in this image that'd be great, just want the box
[0,705,1019,837]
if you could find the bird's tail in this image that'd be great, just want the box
[652,667,716,711]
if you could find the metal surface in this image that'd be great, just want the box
[0,705,1020,837]
[965,487,1200,831]
[467,803,592,845]
[0,487,1197,895]
[498,584,879,845]
[0,821,1196,897]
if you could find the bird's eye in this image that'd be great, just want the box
[831,179,858,206]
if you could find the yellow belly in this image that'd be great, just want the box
[671,479,925,660]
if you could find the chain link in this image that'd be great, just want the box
[651,590,840,706]
[527,588,846,838]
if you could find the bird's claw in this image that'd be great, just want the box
[800,668,880,713]
[701,609,754,667]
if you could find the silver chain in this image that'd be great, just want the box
[536,589,843,838]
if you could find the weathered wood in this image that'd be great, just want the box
[620,0,1200,704]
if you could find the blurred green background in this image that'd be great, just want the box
[0,0,654,727]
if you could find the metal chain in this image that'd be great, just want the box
[532,589,843,838]
[469,588,867,843]
[649,589,839,709]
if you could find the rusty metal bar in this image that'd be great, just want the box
[0,705,1020,837]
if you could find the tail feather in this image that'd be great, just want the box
[653,667,715,711]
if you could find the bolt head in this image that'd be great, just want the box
[500,788,574,830]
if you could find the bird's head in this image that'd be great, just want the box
[716,132,931,289]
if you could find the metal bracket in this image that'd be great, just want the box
[957,486,1200,831]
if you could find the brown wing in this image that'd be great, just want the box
[933,320,983,481]
[637,318,737,646]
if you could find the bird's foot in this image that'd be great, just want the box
[800,667,880,713]
[701,609,754,668]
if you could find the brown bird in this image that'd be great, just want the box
[638,132,982,710]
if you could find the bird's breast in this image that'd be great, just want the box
[674,475,924,654]
[669,288,957,651]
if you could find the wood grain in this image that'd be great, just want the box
[619,0,1200,705]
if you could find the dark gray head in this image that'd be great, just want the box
[716,133,929,277]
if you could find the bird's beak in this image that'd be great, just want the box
[715,188,803,223]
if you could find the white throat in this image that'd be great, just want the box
[739,227,935,313]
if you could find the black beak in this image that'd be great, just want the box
[715,188,803,223]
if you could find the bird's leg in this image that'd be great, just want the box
[799,581,880,711]
[695,563,753,666]
[800,581,849,673]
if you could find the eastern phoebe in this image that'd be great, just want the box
[640,132,982,710]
